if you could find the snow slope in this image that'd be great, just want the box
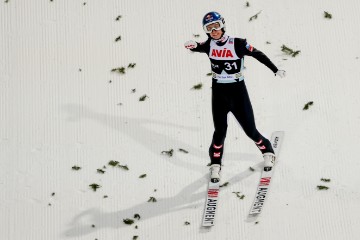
[1,0,360,239]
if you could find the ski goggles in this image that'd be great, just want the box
[203,21,224,33]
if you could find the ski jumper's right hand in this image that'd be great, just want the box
[275,70,286,78]
[184,40,197,49]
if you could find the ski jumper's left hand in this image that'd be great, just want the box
[275,70,286,78]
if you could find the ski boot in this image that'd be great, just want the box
[263,152,276,171]
[209,164,221,183]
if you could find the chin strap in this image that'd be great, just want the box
[213,33,228,46]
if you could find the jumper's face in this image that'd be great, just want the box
[210,28,222,40]
[204,21,223,40]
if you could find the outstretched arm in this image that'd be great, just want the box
[184,38,211,54]
[248,48,278,73]
[235,38,286,77]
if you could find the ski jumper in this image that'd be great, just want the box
[190,35,278,165]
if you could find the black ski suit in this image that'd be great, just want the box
[190,35,278,165]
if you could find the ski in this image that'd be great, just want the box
[247,131,284,220]
[202,181,220,227]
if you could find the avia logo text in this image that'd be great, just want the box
[211,48,234,58]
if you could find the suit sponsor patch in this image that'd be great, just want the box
[246,43,254,52]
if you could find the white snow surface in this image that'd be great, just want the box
[1,0,360,239]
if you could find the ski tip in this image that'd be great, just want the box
[272,131,285,136]
[246,214,260,223]
[200,225,214,233]
[201,224,214,228]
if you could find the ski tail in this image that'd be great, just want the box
[247,131,285,220]
[202,181,220,227]
[271,131,284,158]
